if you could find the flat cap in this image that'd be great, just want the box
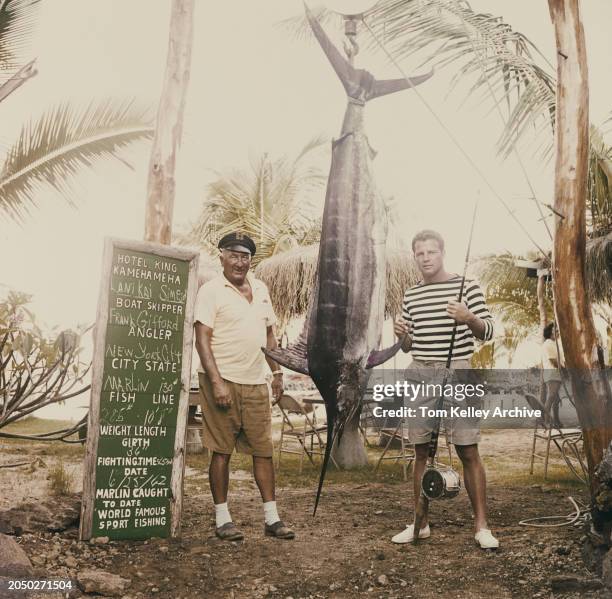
[217,232,256,256]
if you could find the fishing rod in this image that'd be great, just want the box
[413,199,479,545]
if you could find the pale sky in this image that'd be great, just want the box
[1,1,611,417]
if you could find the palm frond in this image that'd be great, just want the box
[473,252,553,336]
[0,0,39,75]
[279,5,342,40]
[364,0,556,159]
[176,137,328,265]
[0,98,153,222]
[586,232,612,305]
[588,124,612,237]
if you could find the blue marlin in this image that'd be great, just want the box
[264,5,432,513]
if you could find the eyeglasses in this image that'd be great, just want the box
[222,251,251,263]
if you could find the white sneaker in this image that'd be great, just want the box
[475,528,499,549]
[391,524,430,544]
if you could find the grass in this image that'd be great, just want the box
[47,460,74,495]
[185,434,588,494]
[2,417,588,495]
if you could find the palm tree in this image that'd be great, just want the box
[474,252,554,339]
[0,0,153,222]
[178,138,327,265]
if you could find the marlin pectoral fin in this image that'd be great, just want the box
[304,2,357,96]
[366,337,404,368]
[261,343,309,376]
[370,69,434,100]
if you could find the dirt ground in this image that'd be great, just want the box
[0,423,607,599]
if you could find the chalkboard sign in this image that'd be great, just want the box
[80,238,199,541]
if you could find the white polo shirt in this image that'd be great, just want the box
[194,274,276,384]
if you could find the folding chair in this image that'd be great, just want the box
[373,418,414,481]
[186,388,207,455]
[374,420,453,480]
[529,422,586,481]
[275,393,337,473]
[525,390,587,482]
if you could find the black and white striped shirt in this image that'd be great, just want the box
[402,276,494,361]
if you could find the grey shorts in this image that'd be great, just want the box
[405,359,481,446]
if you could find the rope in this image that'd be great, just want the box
[519,496,589,527]
[361,17,550,262]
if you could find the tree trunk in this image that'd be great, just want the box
[331,409,368,468]
[548,0,612,500]
[144,0,195,244]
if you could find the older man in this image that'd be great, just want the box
[391,229,498,549]
[194,232,294,541]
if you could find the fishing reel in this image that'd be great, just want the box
[421,464,461,500]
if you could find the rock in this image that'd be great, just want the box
[550,575,603,592]
[0,494,81,535]
[90,536,110,545]
[0,533,34,576]
[31,555,46,566]
[77,569,131,597]
[603,549,612,591]
[582,537,609,574]
[377,575,388,586]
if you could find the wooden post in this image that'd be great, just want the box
[548,0,612,497]
[144,0,195,245]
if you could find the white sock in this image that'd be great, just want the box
[214,502,232,528]
[263,500,280,526]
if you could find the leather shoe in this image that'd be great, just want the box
[264,520,295,539]
[215,522,244,541]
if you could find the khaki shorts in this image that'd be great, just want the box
[198,373,273,457]
[406,359,481,446]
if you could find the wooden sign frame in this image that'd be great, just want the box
[80,237,199,540]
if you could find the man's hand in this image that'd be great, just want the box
[446,299,472,324]
[394,317,413,339]
[212,379,232,408]
[271,374,284,402]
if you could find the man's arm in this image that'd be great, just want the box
[264,326,283,401]
[447,281,494,341]
[446,301,492,340]
[396,290,414,353]
[394,318,413,352]
[465,312,488,340]
[194,322,231,407]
